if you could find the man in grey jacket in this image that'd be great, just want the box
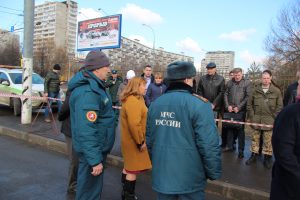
[223,68,251,158]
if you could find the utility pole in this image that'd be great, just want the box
[21,0,34,124]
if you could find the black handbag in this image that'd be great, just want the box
[222,112,244,129]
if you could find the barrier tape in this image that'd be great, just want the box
[113,105,273,128]
[215,118,273,128]
[0,93,273,128]
[0,92,63,102]
[112,106,122,110]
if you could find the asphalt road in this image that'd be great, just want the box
[0,135,228,200]
[0,104,272,196]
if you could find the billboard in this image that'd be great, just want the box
[77,14,122,51]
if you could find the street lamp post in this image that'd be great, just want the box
[122,42,129,69]
[180,51,185,61]
[97,8,109,16]
[78,11,89,20]
[142,24,156,69]
[35,22,50,77]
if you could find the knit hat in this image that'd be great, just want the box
[53,64,61,70]
[206,62,216,68]
[166,61,196,80]
[82,51,110,71]
[126,70,136,80]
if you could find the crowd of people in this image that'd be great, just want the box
[49,50,300,200]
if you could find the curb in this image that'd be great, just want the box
[0,125,269,200]
[206,180,269,200]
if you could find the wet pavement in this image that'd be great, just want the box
[220,140,271,193]
[0,105,272,199]
[0,135,228,200]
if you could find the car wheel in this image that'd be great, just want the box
[13,98,21,116]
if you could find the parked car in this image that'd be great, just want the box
[86,31,101,39]
[0,65,65,116]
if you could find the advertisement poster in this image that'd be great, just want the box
[77,14,122,51]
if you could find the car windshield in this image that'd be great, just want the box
[9,73,44,84]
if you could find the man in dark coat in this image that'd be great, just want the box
[270,101,300,200]
[141,65,154,89]
[197,62,225,116]
[283,67,300,106]
[44,64,62,122]
[221,70,235,148]
[105,70,123,126]
[105,70,123,105]
[58,90,79,193]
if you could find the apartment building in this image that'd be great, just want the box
[103,37,194,73]
[201,51,234,79]
[33,0,77,57]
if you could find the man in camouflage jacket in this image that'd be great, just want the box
[246,70,283,169]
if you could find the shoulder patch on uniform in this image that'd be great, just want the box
[192,93,208,102]
[86,111,97,122]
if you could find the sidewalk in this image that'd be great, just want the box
[0,106,270,200]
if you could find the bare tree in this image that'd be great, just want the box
[264,0,300,92]
[246,62,262,84]
[33,39,68,79]
[263,56,297,93]
[0,36,20,66]
[33,44,46,76]
[264,0,300,69]
[50,46,68,80]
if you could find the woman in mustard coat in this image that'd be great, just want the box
[120,77,152,200]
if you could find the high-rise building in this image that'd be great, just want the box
[201,51,234,79]
[33,0,78,57]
